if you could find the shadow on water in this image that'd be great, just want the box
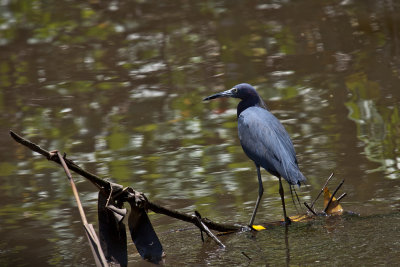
[1,0,400,265]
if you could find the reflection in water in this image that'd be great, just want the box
[346,91,400,179]
[1,0,400,265]
[284,226,290,267]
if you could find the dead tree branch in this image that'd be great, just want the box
[10,130,242,233]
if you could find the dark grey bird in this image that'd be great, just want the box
[203,83,306,226]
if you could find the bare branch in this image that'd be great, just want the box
[10,131,107,190]
[336,192,347,202]
[10,130,242,233]
[57,151,108,266]
[194,211,225,248]
[303,202,317,216]
[310,172,334,209]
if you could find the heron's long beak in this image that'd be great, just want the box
[203,88,235,101]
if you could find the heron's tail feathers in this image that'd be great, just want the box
[284,164,306,186]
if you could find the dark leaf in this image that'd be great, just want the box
[128,194,164,264]
[98,183,128,267]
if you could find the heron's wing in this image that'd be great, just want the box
[238,107,305,185]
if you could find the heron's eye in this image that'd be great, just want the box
[232,88,238,94]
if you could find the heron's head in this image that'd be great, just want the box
[203,83,267,116]
[203,83,259,101]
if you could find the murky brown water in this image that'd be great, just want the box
[1,0,400,266]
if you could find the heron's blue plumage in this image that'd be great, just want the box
[238,106,305,186]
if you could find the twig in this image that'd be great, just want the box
[336,192,347,202]
[56,151,108,267]
[303,202,317,216]
[194,211,225,248]
[195,211,205,242]
[57,151,88,224]
[310,172,334,209]
[241,251,252,261]
[146,201,241,232]
[324,179,344,213]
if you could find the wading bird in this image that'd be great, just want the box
[203,83,306,226]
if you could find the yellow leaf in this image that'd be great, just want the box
[289,214,309,222]
[323,187,343,214]
[252,225,266,231]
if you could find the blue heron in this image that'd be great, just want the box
[203,83,306,226]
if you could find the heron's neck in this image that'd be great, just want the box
[237,96,267,117]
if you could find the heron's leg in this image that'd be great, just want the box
[278,176,291,225]
[289,185,299,213]
[249,164,263,226]
[291,185,304,213]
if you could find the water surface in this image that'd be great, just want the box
[1,0,399,266]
